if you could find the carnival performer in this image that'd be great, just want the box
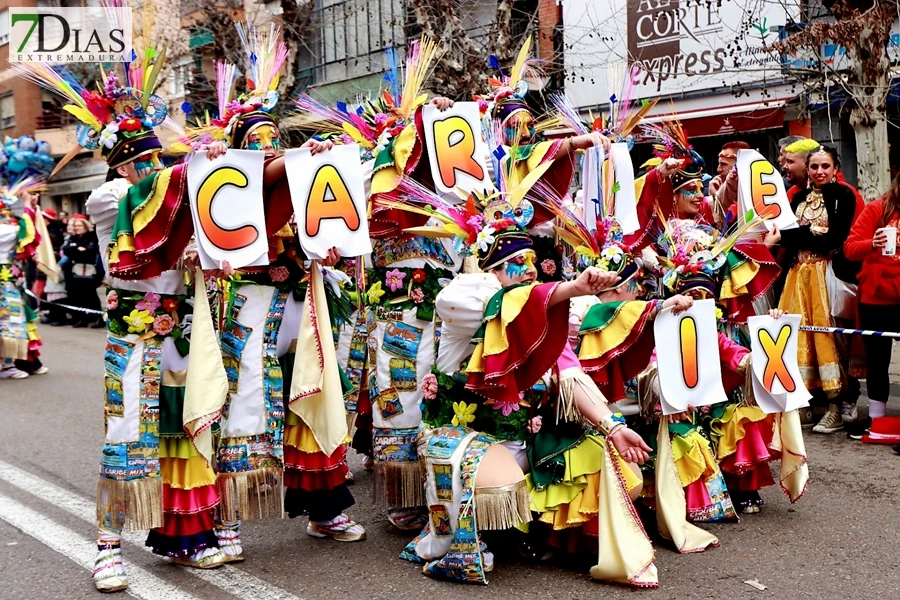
[776,144,863,434]
[154,24,365,544]
[13,44,234,591]
[0,177,53,379]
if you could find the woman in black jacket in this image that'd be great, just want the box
[776,144,859,434]
[61,214,103,327]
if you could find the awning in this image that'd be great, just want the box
[46,174,106,197]
[641,100,787,138]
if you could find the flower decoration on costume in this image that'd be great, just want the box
[366,281,386,304]
[268,265,290,283]
[162,298,179,313]
[421,373,438,400]
[106,290,119,311]
[152,314,175,336]
[410,288,425,304]
[385,268,406,292]
[136,292,161,313]
[540,259,556,276]
[124,309,155,334]
[99,125,118,149]
[476,227,496,252]
[412,269,426,283]
[491,398,521,417]
[452,401,477,426]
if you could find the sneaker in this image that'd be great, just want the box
[798,407,814,427]
[893,445,900,456]
[847,417,872,441]
[812,407,843,434]
[345,470,355,485]
[307,515,366,542]
[387,507,427,531]
[93,543,128,593]
[480,542,495,573]
[362,456,375,472]
[171,547,227,569]
[0,367,28,379]
[841,402,858,424]
[31,366,49,375]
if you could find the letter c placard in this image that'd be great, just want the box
[197,166,259,251]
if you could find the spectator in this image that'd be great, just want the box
[58,210,69,225]
[708,141,749,197]
[843,171,900,434]
[61,214,103,327]
[778,135,806,174]
[40,208,69,326]
[776,144,860,434]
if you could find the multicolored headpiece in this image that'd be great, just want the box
[0,176,47,215]
[641,119,704,192]
[178,24,287,151]
[655,220,728,298]
[477,38,543,128]
[13,45,170,172]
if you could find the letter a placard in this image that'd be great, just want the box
[748,315,811,413]
[653,299,728,415]
[736,149,797,234]
[187,150,269,270]
[285,143,372,260]
[422,102,493,200]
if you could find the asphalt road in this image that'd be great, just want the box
[1,326,898,600]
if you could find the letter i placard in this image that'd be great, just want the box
[186,150,269,270]
[747,315,811,414]
[653,299,728,415]
[422,102,494,201]
[284,143,372,260]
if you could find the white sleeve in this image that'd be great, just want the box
[568,295,600,349]
[434,272,501,374]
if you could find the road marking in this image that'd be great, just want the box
[0,491,201,600]
[0,460,305,600]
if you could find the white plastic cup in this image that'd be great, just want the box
[881,226,897,256]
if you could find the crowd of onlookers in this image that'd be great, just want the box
[31,208,105,328]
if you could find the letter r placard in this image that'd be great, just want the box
[422,102,494,200]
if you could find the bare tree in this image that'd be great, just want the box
[772,0,897,201]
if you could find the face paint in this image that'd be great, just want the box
[133,151,162,179]
[245,124,281,154]
[504,251,536,279]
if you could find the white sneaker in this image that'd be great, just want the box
[93,544,128,593]
[812,407,843,434]
[0,367,28,379]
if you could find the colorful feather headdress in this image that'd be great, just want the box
[292,37,441,155]
[0,176,47,213]
[639,115,705,191]
[477,37,544,127]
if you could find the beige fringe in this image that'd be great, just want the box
[474,480,532,530]
[216,467,284,521]
[1,337,29,362]
[96,476,163,532]
[557,367,610,427]
[373,461,425,508]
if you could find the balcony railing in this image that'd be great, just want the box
[36,112,78,130]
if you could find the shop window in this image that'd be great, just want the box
[0,93,15,130]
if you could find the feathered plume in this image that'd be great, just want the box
[235,22,288,95]
[397,37,441,120]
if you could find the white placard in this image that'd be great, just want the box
[187,150,269,270]
[654,299,728,415]
[422,102,493,198]
[737,149,798,233]
[609,143,638,234]
[748,315,811,414]
[285,144,372,260]
[582,145,603,231]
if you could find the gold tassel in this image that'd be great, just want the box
[474,480,532,531]
[373,461,425,507]
[96,476,163,532]
[215,468,284,521]
[1,337,29,362]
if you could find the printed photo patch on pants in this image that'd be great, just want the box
[389,357,418,391]
[377,386,404,420]
[382,320,422,361]
[429,504,453,537]
[432,462,454,502]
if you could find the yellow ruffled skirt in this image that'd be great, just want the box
[777,260,843,396]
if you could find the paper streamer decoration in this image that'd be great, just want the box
[187,150,269,270]
[748,314,811,414]
[736,149,797,233]
[422,102,493,198]
[608,142,638,234]
[284,143,373,260]
[654,299,728,415]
